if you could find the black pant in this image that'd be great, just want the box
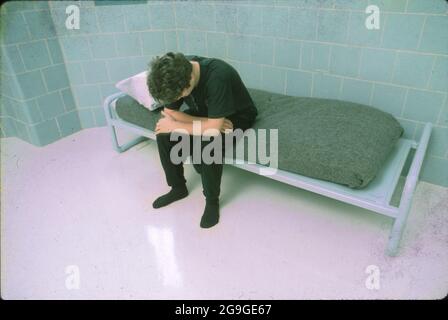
[156,117,254,202]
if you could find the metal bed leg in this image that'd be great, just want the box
[103,91,149,153]
[386,123,432,256]
[108,122,148,153]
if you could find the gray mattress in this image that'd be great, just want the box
[115,88,403,189]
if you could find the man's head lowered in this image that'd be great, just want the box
[147,52,200,106]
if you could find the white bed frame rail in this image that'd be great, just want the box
[104,92,432,256]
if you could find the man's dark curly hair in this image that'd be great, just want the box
[147,52,193,104]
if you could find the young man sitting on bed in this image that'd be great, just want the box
[146,52,258,228]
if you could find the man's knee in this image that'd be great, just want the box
[156,132,170,142]
[157,132,188,146]
[193,163,202,174]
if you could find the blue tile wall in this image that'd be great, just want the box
[347,11,382,46]
[250,37,274,65]
[274,39,301,69]
[1,1,81,147]
[215,5,238,33]
[402,89,445,123]
[123,5,151,32]
[237,62,262,89]
[359,48,395,82]
[42,64,70,91]
[88,35,117,60]
[0,0,446,187]
[313,72,342,99]
[22,9,57,40]
[262,6,289,37]
[96,6,126,33]
[340,78,373,105]
[419,16,448,54]
[317,10,350,43]
[18,40,52,70]
[301,42,330,71]
[36,92,66,119]
[381,13,425,50]
[407,0,448,14]
[141,31,166,55]
[114,33,142,57]
[370,83,406,117]
[237,6,263,35]
[392,52,434,87]
[288,8,318,40]
[329,45,361,77]
[286,70,312,97]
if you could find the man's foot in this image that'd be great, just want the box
[152,185,188,208]
[200,200,220,228]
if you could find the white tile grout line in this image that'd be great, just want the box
[54,114,62,135]
[15,43,27,76]
[357,46,363,78]
[435,93,448,126]
[39,68,50,95]
[425,55,437,90]
[310,71,315,97]
[163,30,168,56]
[328,46,333,74]
[379,11,387,47]
[327,45,332,72]
[205,5,214,56]
[416,14,428,52]
[138,27,146,55]
[147,2,153,31]
[16,44,27,81]
[338,76,344,99]
[104,54,113,85]
[58,88,68,114]
[85,38,96,71]
[282,67,287,95]
[400,88,409,118]
[345,10,352,44]
[389,50,398,83]
[286,6,291,77]
[93,5,103,39]
[368,82,375,106]
[213,3,218,57]
[43,39,55,66]
[19,10,33,42]
[79,62,89,96]
[411,121,421,141]
[172,1,179,52]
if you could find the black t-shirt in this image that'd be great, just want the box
[163,55,258,125]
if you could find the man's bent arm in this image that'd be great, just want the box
[173,118,224,136]
[164,108,207,123]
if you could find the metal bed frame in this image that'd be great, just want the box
[104,91,432,256]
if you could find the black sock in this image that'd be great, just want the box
[152,185,188,209]
[200,200,220,228]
